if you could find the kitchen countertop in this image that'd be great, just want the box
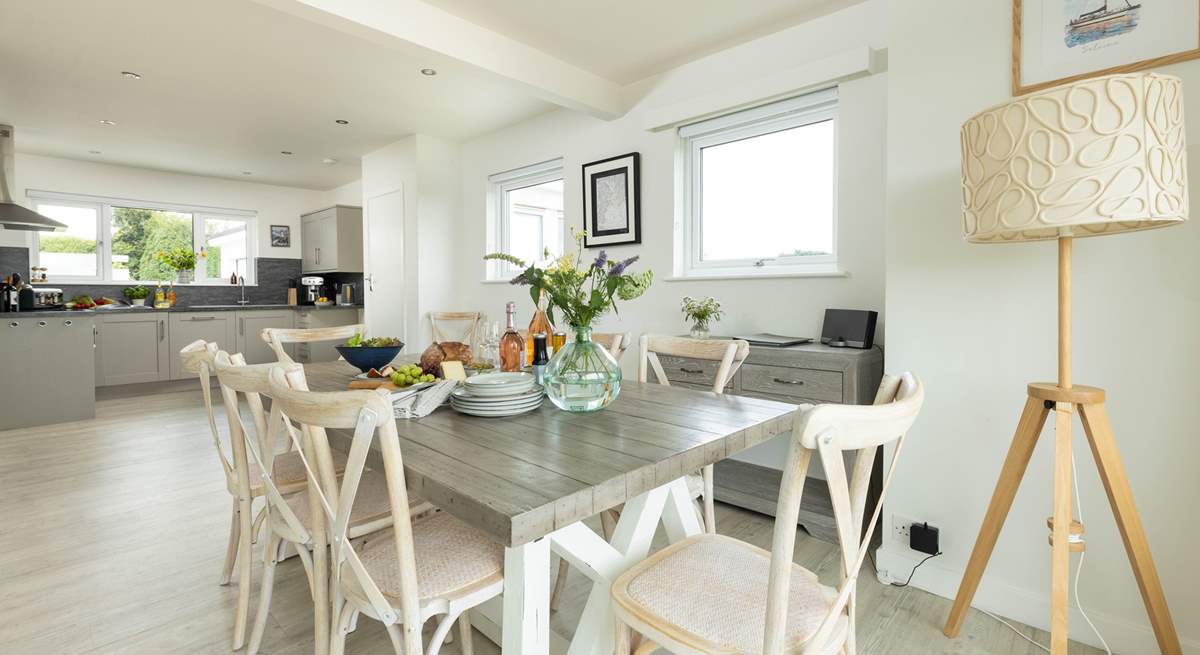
[7,303,364,317]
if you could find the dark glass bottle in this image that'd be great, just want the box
[531,333,549,384]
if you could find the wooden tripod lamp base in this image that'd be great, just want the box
[941,381,1182,654]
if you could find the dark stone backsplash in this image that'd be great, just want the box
[0,253,353,307]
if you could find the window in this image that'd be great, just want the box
[30,192,255,284]
[678,88,838,277]
[487,159,564,280]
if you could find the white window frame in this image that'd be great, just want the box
[27,190,257,285]
[486,158,564,281]
[677,88,840,279]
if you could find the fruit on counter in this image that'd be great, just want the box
[66,294,96,309]
[94,297,115,306]
[389,364,436,387]
[318,296,329,303]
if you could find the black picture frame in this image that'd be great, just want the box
[581,152,640,248]
[269,224,291,248]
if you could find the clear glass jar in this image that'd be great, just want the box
[542,325,622,412]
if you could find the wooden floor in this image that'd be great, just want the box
[0,388,1102,655]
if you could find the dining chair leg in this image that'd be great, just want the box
[251,503,269,545]
[550,558,570,612]
[383,621,407,654]
[425,611,460,655]
[633,639,658,655]
[457,612,474,655]
[701,464,716,533]
[247,533,285,655]
[232,495,254,650]
[220,497,240,585]
[330,603,356,655]
[614,620,631,655]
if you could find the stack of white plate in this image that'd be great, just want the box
[450,372,543,417]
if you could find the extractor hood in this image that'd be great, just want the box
[0,125,65,232]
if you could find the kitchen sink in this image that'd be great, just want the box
[185,304,264,309]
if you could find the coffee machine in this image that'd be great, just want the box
[299,276,324,305]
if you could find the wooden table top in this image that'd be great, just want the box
[304,360,799,547]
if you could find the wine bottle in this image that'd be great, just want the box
[531,333,549,385]
[526,290,554,364]
[499,301,526,372]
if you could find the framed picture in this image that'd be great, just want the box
[1014,0,1200,95]
[269,224,291,248]
[582,152,640,248]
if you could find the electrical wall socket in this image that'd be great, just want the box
[892,514,917,541]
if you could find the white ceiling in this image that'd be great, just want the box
[0,0,554,190]
[421,0,866,84]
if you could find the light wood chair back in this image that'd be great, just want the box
[429,311,484,350]
[179,340,233,480]
[763,373,924,654]
[267,367,426,654]
[638,334,750,393]
[593,331,633,361]
[262,324,366,364]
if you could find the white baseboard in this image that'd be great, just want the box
[875,546,1199,654]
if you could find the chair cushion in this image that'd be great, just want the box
[284,470,418,535]
[612,534,843,654]
[355,512,503,602]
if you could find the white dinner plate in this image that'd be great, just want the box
[451,391,544,409]
[451,386,543,402]
[464,372,535,395]
[451,399,543,417]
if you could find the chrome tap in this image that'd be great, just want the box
[237,275,249,305]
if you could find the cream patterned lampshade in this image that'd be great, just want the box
[961,72,1188,243]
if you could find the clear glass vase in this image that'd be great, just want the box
[543,326,621,412]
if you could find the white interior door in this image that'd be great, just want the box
[364,187,407,344]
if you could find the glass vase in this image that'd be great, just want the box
[690,321,710,339]
[543,326,621,412]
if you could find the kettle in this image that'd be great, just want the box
[339,283,355,306]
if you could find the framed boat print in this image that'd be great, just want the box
[581,152,641,248]
[1014,0,1200,95]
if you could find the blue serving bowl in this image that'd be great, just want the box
[335,345,404,373]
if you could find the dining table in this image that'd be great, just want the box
[304,360,800,655]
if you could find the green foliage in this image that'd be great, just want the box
[123,285,150,299]
[112,209,193,281]
[205,246,222,277]
[39,235,96,254]
[681,296,723,326]
[486,229,652,329]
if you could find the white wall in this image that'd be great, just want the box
[881,1,1200,652]
[3,153,325,260]
[324,179,363,207]
[452,0,887,353]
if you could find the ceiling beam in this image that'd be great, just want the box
[253,0,624,119]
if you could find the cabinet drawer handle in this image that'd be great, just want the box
[773,377,805,385]
[188,316,217,321]
[680,367,704,374]
[64,320,73,326]
[37,320,47,327]
[159,320,165,342]
[8,321,18,327]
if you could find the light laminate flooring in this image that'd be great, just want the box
[0,388,1102,654]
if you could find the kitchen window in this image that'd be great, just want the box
[677,88,839,278]
[30,191,255,284]
[487,159,564,280]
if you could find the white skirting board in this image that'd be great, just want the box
[874,546,1199,654]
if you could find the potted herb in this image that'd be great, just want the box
[157,247,197,284]
[123,285,150,306]
[681,296,723,339]
[486,230,652,412]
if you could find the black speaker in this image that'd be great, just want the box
[820,309,877,349]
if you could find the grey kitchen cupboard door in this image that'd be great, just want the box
[294,307,359,362]
[95,313,170,386]
[235,309,295,364]
[168,312,236,379]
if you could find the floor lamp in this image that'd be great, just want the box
[942,72,1185,654]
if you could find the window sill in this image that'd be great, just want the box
[666,269,849,282]
[481,278,517,285]
[41,279,258,287]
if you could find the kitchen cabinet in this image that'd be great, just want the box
[301,205,362,273]
[95,313,170,386]
[1,314,95,429]
[294,306,360,363]
[168,312,236,380]
[236,309,295,364]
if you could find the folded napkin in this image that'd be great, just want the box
[392,380,458,419]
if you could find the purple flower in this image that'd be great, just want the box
[609,255,639,276]
[592,251,608,269]
[510,272,529,285]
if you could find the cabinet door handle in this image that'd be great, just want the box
[680,367,704,374]
[239,317,245,336]
[94,324,99,348]
[773,377,804,385]
[159,320,165,341]
[188,316,217,321]
[315,247,321,265]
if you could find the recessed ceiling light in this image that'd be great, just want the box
[242,171,253,176]
[321,157,337,165]
[99,119,116,126]
[280,150,293,155]
[334,119,349,125]
[88,150,102,155]
[420,68,437,76]
[121,71,142,80]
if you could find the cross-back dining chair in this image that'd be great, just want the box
[592,331,633,361]
[611,373,924,655]
[640,334,751,532]
[429,311,484,351]
[211,352,434,655]
[267,366,504,655]
[263,324,366,364]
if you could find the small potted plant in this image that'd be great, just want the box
[123,285,150,306]
[681,296,723,339]
[157,247,197,284]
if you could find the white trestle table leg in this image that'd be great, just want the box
[502,537,552,654]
